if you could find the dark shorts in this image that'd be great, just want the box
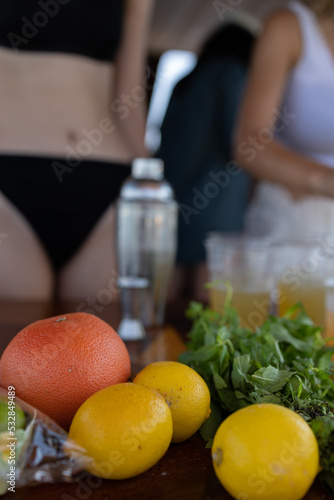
[0,155,131,269]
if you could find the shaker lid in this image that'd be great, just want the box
[132,158,164,180]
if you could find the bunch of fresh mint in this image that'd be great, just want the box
[179,300,334,494]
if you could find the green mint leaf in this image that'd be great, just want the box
[187,345,218,363]
[231,355,251,391]
[309,416,334,494]
[213,372,228,390]
[251,366,294,393]
[317,350,334,372]
[199,400,224,443]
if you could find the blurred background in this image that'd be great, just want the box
[145,0,289,152]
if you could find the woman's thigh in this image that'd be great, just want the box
[0,192,54,300]
[58,204,119,306]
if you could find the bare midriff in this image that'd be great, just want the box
[0,46,133,163]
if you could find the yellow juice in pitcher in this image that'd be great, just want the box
[210,286,271,329]
[277,279,325,327]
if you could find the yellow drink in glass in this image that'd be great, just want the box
[325,310,334,344]
[210,285,272,329]
[277,279,325,327]
[324,278,334,343]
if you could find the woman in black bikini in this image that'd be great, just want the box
[0,0,154,302]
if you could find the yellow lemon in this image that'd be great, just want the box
[212,403,319,500]
[68,382,173,479]
[133,361,211,443]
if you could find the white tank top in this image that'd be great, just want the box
[277,1,334,168]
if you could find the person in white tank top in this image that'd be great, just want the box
[234,0,334,237]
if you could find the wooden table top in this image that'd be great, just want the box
[0,300,332,500]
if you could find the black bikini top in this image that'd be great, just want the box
[0,0,124,62]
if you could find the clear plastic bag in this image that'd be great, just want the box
[0,387,92,494]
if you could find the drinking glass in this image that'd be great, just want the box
[205,233,274,329]
[325,272,334,344]
[271,233,334,328]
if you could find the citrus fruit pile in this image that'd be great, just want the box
[68,360,212,479]
[0,312,322,497]
[0,313,211,480]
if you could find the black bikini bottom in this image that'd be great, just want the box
[0,155,131,269]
